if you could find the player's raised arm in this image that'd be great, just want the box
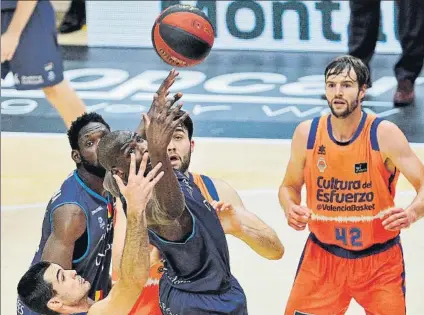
[144,71,192,234]
[278,120,312,231]
[89,153,164,315]
[377,121,424,230]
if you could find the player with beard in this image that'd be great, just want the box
[279,55,424,314]
[106,111,284,315]
[17,113,115,315]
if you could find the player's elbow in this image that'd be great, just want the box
[267,244,285,260]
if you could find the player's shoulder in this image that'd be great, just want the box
[375,120,408,153]
[291,119,315,151]
[294,119,314,140]
[376,119,402,135]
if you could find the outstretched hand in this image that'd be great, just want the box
[113,153,164,216]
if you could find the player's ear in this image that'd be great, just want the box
[358,84,367,102]
[71,150,82,164]
[190,139,195,153]
[47,297,63,313]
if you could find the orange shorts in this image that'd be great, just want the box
[285,234,406,315]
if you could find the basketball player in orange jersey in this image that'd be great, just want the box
[279,55,424,315]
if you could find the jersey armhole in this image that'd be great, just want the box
[48,202,91,264]
[370,118,385,151]
[148,206,197,245]
[200,175,220,201]
[307,117,320,150]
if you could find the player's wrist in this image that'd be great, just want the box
[5,25,24,39]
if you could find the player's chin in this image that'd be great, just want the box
[84,281,91,292]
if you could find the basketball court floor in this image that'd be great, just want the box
[2,35,424,315]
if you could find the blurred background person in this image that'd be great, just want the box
[348,0,424,106]
[1,0,86,128]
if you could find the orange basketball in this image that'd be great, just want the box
[151,4,215,67]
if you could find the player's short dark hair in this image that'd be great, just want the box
[17,261,60,315]
[175,110,193,140]
[324,55,370,88]
[67,112,111,150]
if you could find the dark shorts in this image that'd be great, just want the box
[1,1,64,90]
[159,276,248,315]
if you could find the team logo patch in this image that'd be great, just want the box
[355,162,368,174]
[317,157,327,173]
[318,145,326,155]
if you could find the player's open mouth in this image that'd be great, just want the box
[333,99,346,105]
[169,155,180,163]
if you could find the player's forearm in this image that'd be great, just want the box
[119,213,149,288]
[41,238,74,269]
[278,184,302,216]
[232,212,284,260]
[111,204,127,281]
[149,151,186,220]
[7,0,38,37]
[407,185,424,221]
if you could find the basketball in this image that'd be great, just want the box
[151,4,215,67]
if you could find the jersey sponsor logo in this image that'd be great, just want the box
[166,274,192,285]
[95,222,113,266]
[355,162,368,174]
[21,75,44,85]
[159,301,180,315]
[98,217,106,230]
[91,205,103,215]
[315,176,376,216]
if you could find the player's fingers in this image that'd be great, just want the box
[128,153,136,178]
[142,113,151,128]
[290,211,309,224]
[382,212,405,226]
[173,109,189,125]
[222,203,232,211]
[113,175,125,192]
[147,171,164,190]
[213,201,225,211]
[292,206,311,217]
[210,200,218,208]
[288,221,305,231]
[170,92,183,106]
[137,152,149,177]
[384,217,408,230]
[145,161,163,182]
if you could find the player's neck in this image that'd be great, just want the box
[77,168,105,196]
[63,299,91,314]
[330,108,363,143]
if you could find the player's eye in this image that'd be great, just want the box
[86,141,93,147]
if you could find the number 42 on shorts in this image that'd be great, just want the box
[335,227,363,247]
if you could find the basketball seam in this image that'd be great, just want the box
[158,24,211,60]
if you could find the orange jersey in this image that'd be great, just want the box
[124,173,219,314]
[128,262,163,315]
[304,112,400,250]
